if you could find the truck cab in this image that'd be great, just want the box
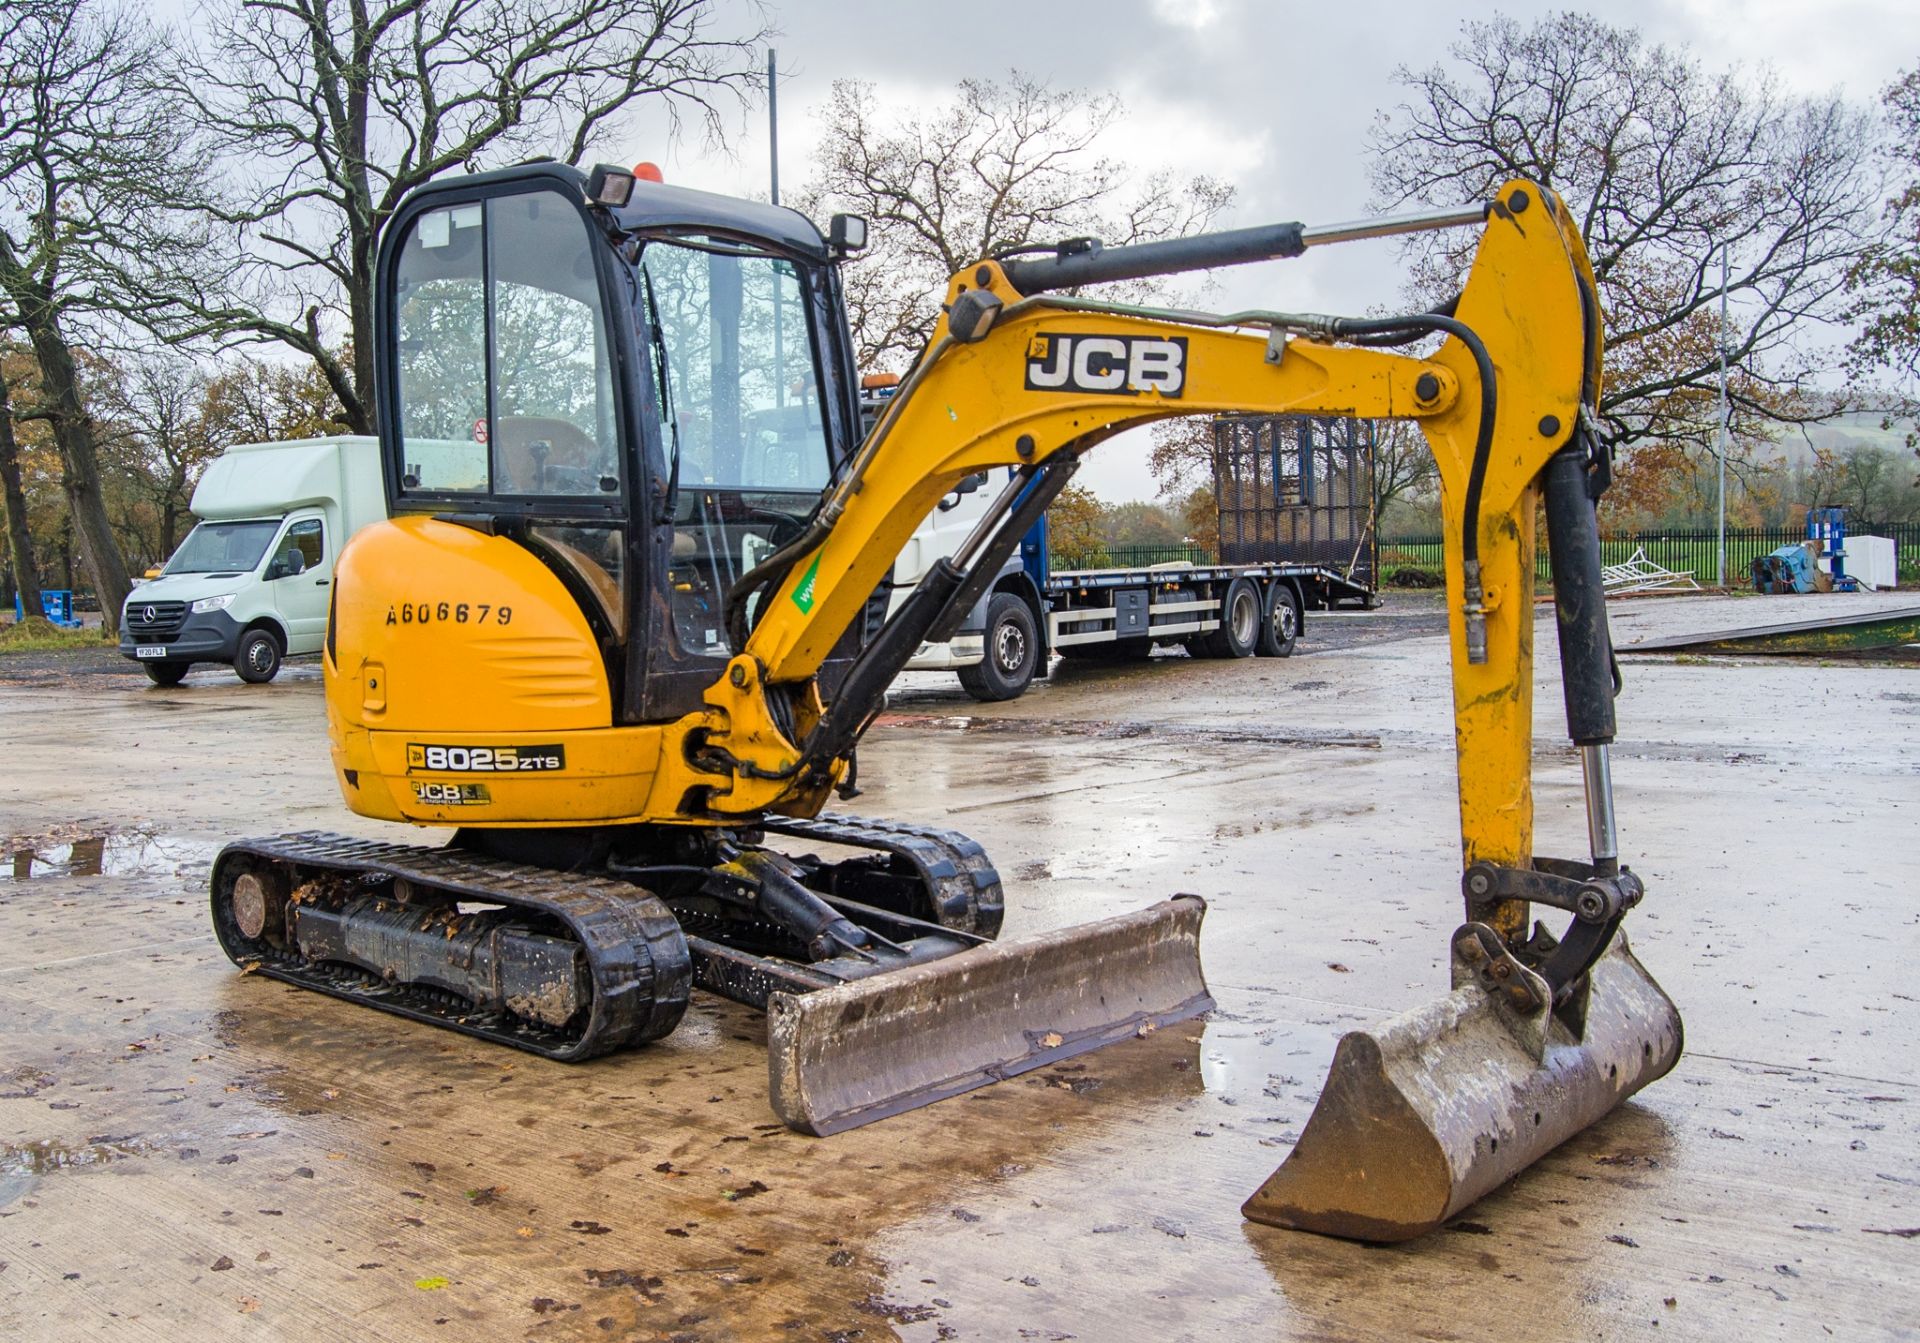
[121,436,384,685]
[887,465,1049,701]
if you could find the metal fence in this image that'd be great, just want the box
[1378,523,1920,586]
[1084,524,1919,584]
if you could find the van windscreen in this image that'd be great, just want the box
[164,520,283,575]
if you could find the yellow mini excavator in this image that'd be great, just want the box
[210,161,1680,1242]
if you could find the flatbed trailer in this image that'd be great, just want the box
[892,412,1380,697]
[1046,558,1374,658]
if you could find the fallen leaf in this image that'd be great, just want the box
[514,1226,535,1239]
[570,1220,612,1235]
[320,1089,339,1101]
[1038,1032,1063,1049]
[210,1256,234,1272]
[465,1186,502,1206]
[414,1276,450,1291]
[1864,1227,1920,1238]
[237,1298,259,1314]
[1327,962,1351,973]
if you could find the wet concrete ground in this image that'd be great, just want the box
[2,591,1917,1341]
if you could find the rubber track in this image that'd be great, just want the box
[759,812,1005,936]
[210,832,692,1061]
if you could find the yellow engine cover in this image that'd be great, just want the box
[324,516,667,827]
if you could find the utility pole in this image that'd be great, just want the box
[767,48,780,207]
[1715,245,1729,588]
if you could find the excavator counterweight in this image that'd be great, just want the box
[210,160,1678,1238]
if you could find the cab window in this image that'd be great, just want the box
[274,518,324,575]
[639,237,831,657]
[391,189,617,500]
[639,239,829,492]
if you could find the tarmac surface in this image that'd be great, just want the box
[2,590,1916,1341]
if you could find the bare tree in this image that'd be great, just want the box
[1369,14,1880,463]
[1847,68,1920,445]
[0,0,219,633]
[0,363,44,619]
[177,0,769,434]
[1370,419,1438,519]
[800,75,1234,370]
[95,359,223,562]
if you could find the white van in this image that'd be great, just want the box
[119,436,384,685]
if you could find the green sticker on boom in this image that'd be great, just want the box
[791,553,823,614]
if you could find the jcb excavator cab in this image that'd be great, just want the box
[374,161,869,729]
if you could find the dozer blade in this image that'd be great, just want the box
[1242,928,1681,1242]
[767,895,1212,1135]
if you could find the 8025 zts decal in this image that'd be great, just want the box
[407,743,566,772]
[1025,333,1187,398]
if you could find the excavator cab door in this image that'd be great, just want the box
[630,234,844,719]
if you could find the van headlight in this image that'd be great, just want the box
[191,593,236,614]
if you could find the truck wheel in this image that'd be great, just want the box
[1197,578,1260,658]
[1257,581,1301,657]
[957,593,1039,702]
[235,628,282,684]
[143,661,190,687]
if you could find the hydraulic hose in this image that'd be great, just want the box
[1323,309,1499,662]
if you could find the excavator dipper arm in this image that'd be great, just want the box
[682,180,1680,1241]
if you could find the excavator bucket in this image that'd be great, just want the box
[767,895,1212,1135]
[1242,927,1681,1242]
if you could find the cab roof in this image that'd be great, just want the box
[401,161,828,261]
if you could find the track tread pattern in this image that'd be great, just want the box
[211,832,691,1061]
[760,811,1004,936]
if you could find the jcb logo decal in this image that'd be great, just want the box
[1025,334,1187,398]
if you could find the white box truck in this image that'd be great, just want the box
[119,436,384,685]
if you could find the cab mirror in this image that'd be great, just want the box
[829,214,868,255]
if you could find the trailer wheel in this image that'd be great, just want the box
[143,660,190,687]
[1196,578,1260,658]
[235,628,283,684]
[1257,581,1301,657]
[958,593,1039,701]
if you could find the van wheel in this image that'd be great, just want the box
[235,628,282,684]
[958,593,1039,702]
[1257,582,1301,657]
[1197,578,1260,658]
[143,661,190,687]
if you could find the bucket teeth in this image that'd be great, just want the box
[767,895,1212,1135]
[1242,929,1681,1242]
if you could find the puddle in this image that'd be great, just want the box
[874,712,1380,750]
[0,1135,166,1206]
[3,831,220,882]
[0,1135,164,1176]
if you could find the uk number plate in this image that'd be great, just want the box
[135,645,167,659]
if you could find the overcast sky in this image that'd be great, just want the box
[157,0,1918,500]
[621,0,1918,500]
